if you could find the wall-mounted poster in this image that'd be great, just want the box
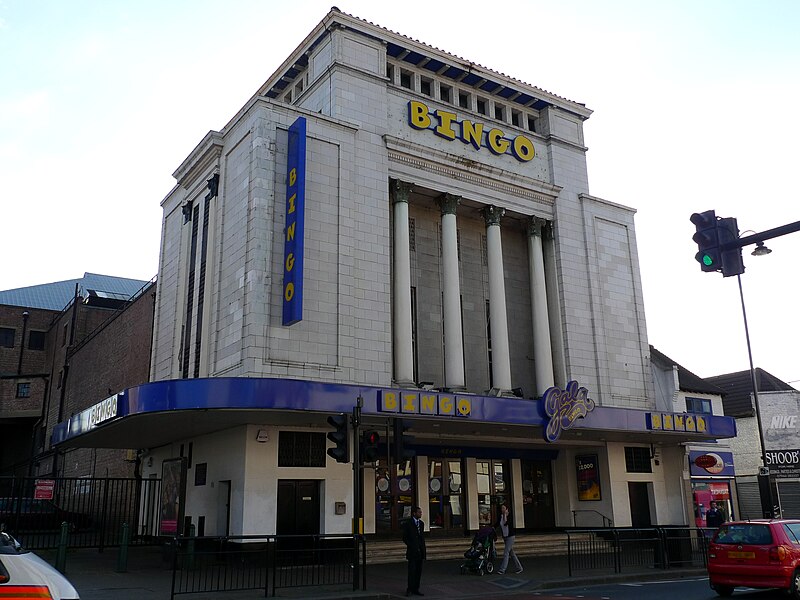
[160,457,187,536]
[576,454,601,501]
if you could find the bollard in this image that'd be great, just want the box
[186,523,196,570]
[55,521,69,574]
[116,523,129,573]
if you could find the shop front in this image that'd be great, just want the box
[689,449,736,527]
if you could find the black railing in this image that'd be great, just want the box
[0,476,161,550]
[170,534,366,598]
[567,527,713,576]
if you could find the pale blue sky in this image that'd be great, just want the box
[2,1,798,384]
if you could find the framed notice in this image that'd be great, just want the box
[576,454,601,501]
[160,457,187,536]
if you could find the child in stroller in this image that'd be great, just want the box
[460,525,497,575]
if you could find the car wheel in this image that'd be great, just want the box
[790,569,800,600]
[712,585,734,597]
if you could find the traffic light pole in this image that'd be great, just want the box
[737,275,776,518]
[352,396,362,535]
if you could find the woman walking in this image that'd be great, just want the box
[495,503,523,575]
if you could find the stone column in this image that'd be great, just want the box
[528,217,555,395]
[437,193,465,390]
[391,180,415,386]
[483,205,512,392]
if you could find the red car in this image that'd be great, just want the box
[707,519,800,598]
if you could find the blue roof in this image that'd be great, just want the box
[0,273,150,311]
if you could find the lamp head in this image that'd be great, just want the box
[752,242,772,256]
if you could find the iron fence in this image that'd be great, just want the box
[0,476,161,550]
[566,526,713,576]
[170,534,366,599]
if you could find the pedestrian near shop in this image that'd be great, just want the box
[402,506,426,596]
[495,503,523,575]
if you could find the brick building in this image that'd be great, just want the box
[52,9,736,538]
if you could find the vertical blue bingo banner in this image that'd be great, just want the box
[282,117,307,325]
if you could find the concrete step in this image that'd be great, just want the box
[365,532,581,564]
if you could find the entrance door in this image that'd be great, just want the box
[628,482,651,527]
[426,459,465,534]
[277,480,320,536]
[216,480,231,537]
[521,460,555,530]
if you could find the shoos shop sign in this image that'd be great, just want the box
[282,117,307,326]
[407,101,535,162]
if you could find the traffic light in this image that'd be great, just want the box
[326,414,349,463]
[393,419,416,463]
[690,210,721,272]
[718,217,745,277]
[361,430,381,463]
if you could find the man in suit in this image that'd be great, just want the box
[402,506,426,596]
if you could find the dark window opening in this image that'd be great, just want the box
[477,98,487,115]
[686,397,712,414]
[400,70,412,90]
[625,447,652,473]
[458,91,470,109]
[62,323,68,347]
[0,327,14,348]
[440,84,452,104]
[511,110,521,127]
[486,300,493,389]
[28,330,45,351]
[16,382,30,398]
[411,287,419,384]
[420,77,432,97]
[494,104,505,121]
[527,115,537,133]
[278,432,326,467]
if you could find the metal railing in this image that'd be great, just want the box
[170,534,366,599]
[567,527,713,576]
[0,476,161,550]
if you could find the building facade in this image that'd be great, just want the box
[52,9,736,538]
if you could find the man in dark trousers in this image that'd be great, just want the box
[706,501,725,528]
[402,506,426,596]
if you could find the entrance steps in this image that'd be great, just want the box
[365,532,579,564]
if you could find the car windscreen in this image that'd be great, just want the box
[713,523,773,545]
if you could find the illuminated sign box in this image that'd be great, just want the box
[282,117,307,326]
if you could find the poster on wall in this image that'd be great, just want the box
[576,454,601,501]
[160,457,187,536]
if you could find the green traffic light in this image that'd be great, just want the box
[702,254,714,266]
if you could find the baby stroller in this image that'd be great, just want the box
[460,525,497,576]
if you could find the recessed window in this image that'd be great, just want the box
[420,77,432,97]
[0,327,14,348]
[476,97,487,116]
[400,69,413,90]
[28,331,45,351]
[458,91,470,109]
[527,115,537,133]
[440,84,452,104]
[511,110,521,127]
[295,79,304,96]
[686,397,712,414]
[16,383,30,398]
[494,103,505,121]
[284,90,292,103]
[624,447,652,473]
[62,323,68,346]
[278,431,326,467]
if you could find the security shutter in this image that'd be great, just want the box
[736,479,762,520]
[777,480,800,518]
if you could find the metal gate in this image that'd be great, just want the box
[0,476,161,550]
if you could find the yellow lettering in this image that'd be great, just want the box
[403,393,418,412]
[285,253,295,272]
[381,391,398,411]
[439,396,454,415]
[284,282,294,301]
[664,414,674,430]
[289,168,296,186]
[408,101,431,130]
[511,135,535,162]
[697,416,707,433]
[457,398,471,416]
[435,111,457,140]
[288,193,296,214]
[487,128,510,155]
[650,414,662,430]
[286,221,295,242]
[420,394,436,413]
[460,120,483,150]
[674,414,685,431]
[686,415,696,432]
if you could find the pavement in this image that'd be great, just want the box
[34,545,707,600]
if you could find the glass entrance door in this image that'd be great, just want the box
[427,459,465,533]
[521,459,555,530]
[375,458,415,534]
[476,459,508,527]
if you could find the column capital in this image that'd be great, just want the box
[528,216,548,237]
[437,193,461,215]
[390,179,414,204]
[482,205,505,226]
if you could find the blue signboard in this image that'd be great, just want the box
[282,117,307,325]
[689,450,735,477]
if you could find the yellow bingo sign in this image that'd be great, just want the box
[378,390,472,418]
[647,412,707,433]
[283,117,307,325]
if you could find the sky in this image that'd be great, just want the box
[1,0,799,386]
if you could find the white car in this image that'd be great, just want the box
[0,531,79,599]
